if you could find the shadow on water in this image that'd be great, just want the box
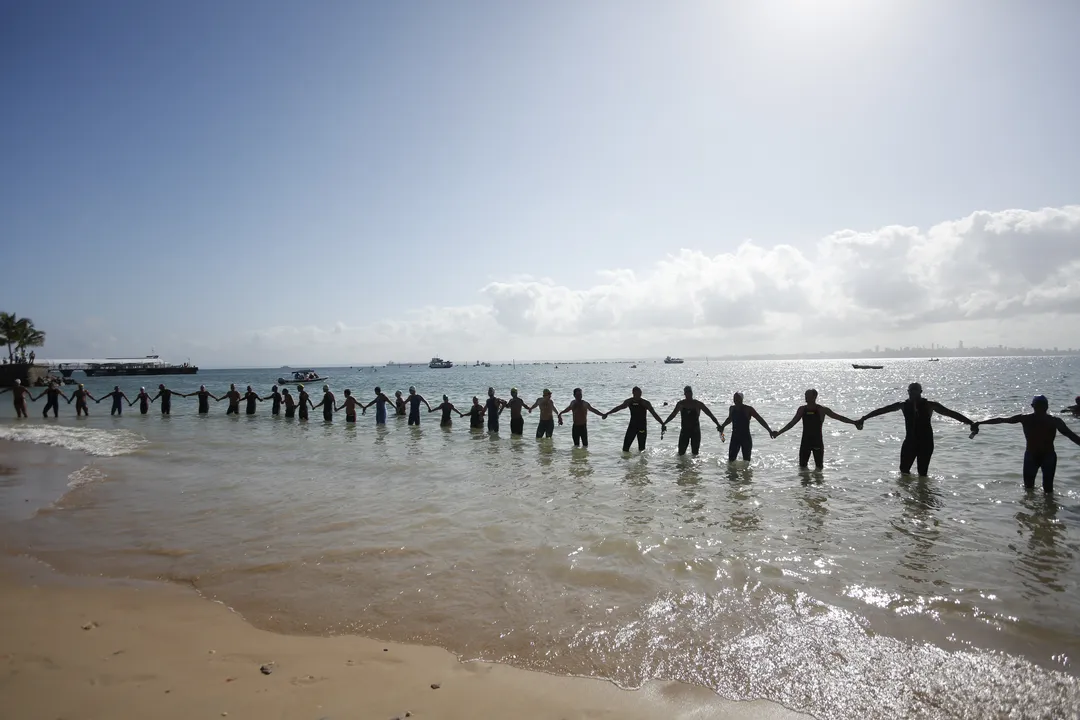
[568,447,593,479]
[1012,493,1072,597]
[622,457,655,531]
[797,480,829,551]
[891,475,945,586]
[535,438,556,468]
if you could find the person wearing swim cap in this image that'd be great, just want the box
[974,395,1080,493]
[98,385,130,416]
[485,387,507,433]
[773,389,862,468]
[528,389,560,439]
[242,385,264,415]
[131,386,152,414]
[152,383,182,415]
[718,392,774,462]
[1,378,34,417]
[35,381,68,417]
[405,386,431,426]
[361,386,395,424]
[504,387,529,436]
[605,386,665,453]
[313,384,335,421]
[68,383,95,417]
[297,384,312,420]
[663,386,724,457]
[430,394,464,427]
[860,382,975,476]
[1061,395,1080,417]
[193,385,220,414]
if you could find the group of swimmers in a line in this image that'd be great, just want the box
[4,380,1080,492]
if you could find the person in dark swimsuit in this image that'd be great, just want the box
[68,384,95,416]
[1061,396,1080,417]
[974,395,1080,493]
[131,387,151,415]
[558,388,604,448]
[466,396,486,429]
[430,395,464,427]
[528,389,560,438]
[313,385,336,421]
[605,386,665,453]
[268,385,283,416]
[718,392,774,462]
[662,386,722,456]
[362,386,395,424]
[194,385,219,414]
[2,379,33,418]
[152,384,180,415]
[297,384,312,420]
[98,385,130,416]
[394,391,407,417]
[37,382,68,417]
[505,388,530,436]
[860,382,975,476]
[223,384,242,415]
[242,385,263,415]
[485,387,506,433]
[774,389,862,469]
[405,386,431,426]
[282,388,297,418]
[336,389,361,422]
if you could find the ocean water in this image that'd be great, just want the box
[2,357,1079,718]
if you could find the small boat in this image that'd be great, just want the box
[928,358,940,362]
[664,356,684,364]
[630,364,637,368]
[852,364,884,370]
[278,370,327,384]
[429,357,453,369]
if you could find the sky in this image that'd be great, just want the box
[2,0,1079,366]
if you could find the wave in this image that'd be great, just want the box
[67,465,108,489]
[0,425,146,457]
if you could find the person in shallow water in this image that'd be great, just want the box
[773,389,863,469]
[1,379,34,418]
[242,385,264,415]
[361,386,395,424]
[335,389,361,422]
[430,395,464,427]
[68,383,95,417]
[152,384,181,415]
[859,382,976,476]
[313,384,335,421]
[394,391,407,417]
[36,382,68,417]
[281,388,297,418]
[718,392,774,462]
[297,384,312,420]
[558,388,604,448]
[662,386,723,457]
[504,388,529,436]
[223,384,242,415]
[97,385,130,416]
[485,387,506,433]
[131,386,151,415]
[604,386,665,453]
[193,385,220,414]
[268,385,283,416]
[974,395,1080,493]
[529,389,560,439]
[405,386,431,426]
[466,396,486,429]
[1061,395,1080,417]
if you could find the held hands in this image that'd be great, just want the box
[770,430,779,439]
[854,419,864,431]
[969,422,979,439]
[557,416,563,426]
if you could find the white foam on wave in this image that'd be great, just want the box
[0,425,147,457]
[67,465,108,489]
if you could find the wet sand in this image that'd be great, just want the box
[0,556,810,720]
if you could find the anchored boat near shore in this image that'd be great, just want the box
[664,356,684,364]
[78,355,198,377]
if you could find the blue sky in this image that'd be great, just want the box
[3,1,1079,365]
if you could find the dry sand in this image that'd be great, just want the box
[0,555,811,720]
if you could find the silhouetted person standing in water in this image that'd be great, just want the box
[559,388,604,448]
[505,388,529,436]
[2,379,33,417]
[860,382,975,476]
[98,386,130,416]
[485,387,506,433]
[224,384,242,415]
[314,384,335,421]
[362,387,395,424]
[774,389,862,469]
[297,384,312,420]
[336,389,361,422]
[1062,395,1080,417]
[152,384,180,415]
[68,384,95,416]
[466,396,486,429]
[268,385,283,416]
[431,395,464,427]
[243,385,263,415]
[529,389,559,439]
[663,386,722,457]
[604,386,664,453]
[282,388,297,418]
[194,385,219,414]
[718,392,774,462]
[37,382,68,417]
[974,395,1080,493]
[132,387,151,415]
[405,386,431,426]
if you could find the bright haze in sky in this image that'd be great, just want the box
[2,1,1079,366]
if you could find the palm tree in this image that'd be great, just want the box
[0,312,46,362]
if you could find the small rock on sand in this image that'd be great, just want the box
[260,663,274,675]
[430,683,440,690]
[81,621,98,630]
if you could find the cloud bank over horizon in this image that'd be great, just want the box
[47,205,1080,365]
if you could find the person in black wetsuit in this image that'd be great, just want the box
[394,391,407,417]
[604,386,664,453]
[68,384,95,416]
[268,385,283,416]
[774,389,862,469]
[973,395,1080,493]
[362,387,395,424]
[98,385,130,416]
[37,382,68,417]
[297,384,312,420]
[336,389,361,422]
[662,386,722,456]
[313,384,335,421]
[242,385,263,415]
[282,388,297,418]
[718,392,774,462]
[131,387,151,415]
[405,386,431,426]
[860,382,975,476]
[1062,396,1080,417]
[430,395,463,427]
[152,384,180,415]
[505,388,529,436]
[558,388,604,448]
[466,396,486,429]
[485,387,506,433]
[223,384,242,415]
[194,385,219,414]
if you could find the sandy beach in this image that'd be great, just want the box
[0,555,809,720]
